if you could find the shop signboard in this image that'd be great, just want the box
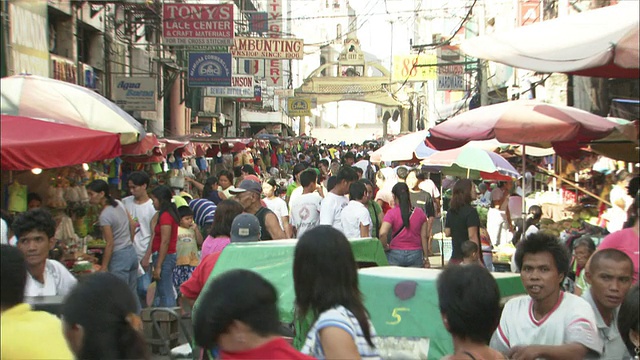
[249,12,268,34]
[230,37,304,60]
[266,0,283,87]
[391,54,437,82]
[188,53,232,87]
[204,75,255,98]
[518,0,542,27]
[113,76,157,111]
[287,97,311,117]
[163,3,234,46]
[437,65,465,91]
[237,86,262,103]
[8,0,49,77]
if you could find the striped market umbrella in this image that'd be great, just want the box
[1,75,146,145]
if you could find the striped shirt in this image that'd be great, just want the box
[188,199,216,228]
[302,305,380,359]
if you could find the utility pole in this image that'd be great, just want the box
[478,2,488,106]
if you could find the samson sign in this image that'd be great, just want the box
[188,53,232,87]
[113,77,156,111]
[204,75,255,98]
[163,4,234,46]
[230,37,304,60]
[437,65,465,91]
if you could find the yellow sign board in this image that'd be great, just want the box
[287,97,311,117]
[392,54,437,82]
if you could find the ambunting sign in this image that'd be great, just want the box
[188,53,232,87]
[230,37,304,60]
[204,75,255,98]
[113,77,156,111]
[163,4,234,46]
[287,97,311,117]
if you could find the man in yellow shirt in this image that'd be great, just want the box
[1,244,73,359]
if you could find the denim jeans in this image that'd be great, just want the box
[137,271,151,307]
[152,252,177,307]
[109,245,141,313]
[386,249,424,268]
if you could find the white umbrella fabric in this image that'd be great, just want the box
[1,75,146,145]
[460,2,639,78]
[370,130,437,162]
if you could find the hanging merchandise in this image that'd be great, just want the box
[167,169,185,190]
[151,163,163,174]
[196,157,208,171]
[8,181,27,213]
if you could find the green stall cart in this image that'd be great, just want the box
[358,266,525,359]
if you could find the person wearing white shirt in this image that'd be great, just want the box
[122,171,157,305]
[289,170,323,238]
[13,209,77,298]
[490,232,602,359]
[262,179,290,236]
[582,249,634,360]
[341,182,371,239]
[320,166,358,231]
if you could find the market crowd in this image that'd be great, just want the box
[1,142,639,360]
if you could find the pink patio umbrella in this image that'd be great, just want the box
[427,100,619,222]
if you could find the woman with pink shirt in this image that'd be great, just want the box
[200,200,243,258]
[599,196,639,283]
[378,183,430,268]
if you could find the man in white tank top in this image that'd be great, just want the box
[490,233,602,359]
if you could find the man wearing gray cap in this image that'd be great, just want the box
[180,213,262,305]
[230,180,287,241]
[230,213,262,242]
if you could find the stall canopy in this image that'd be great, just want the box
[1,115,121,170]
[1,75,146,144]
[460,2,639,79]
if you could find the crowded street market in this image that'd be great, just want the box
[0,0,638,359]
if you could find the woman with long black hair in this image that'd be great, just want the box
[146,185,180,307]
[444,179,481,265]
[378,182,430,268]
[62,272,149,360]
[86,180,140,311]
[294,226,379,359]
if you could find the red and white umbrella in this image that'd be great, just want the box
[1,115,121,170]
[1,75,146,144]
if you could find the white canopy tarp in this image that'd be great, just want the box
[460,2,639,78]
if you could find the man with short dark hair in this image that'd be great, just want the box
[13,209,77,297]
[341,182,371,238]
[583,249,634,359]
[180,214,261,306]
[286,163,308,204]
[289,170,322,238]
[122,171,156,304]
[490,233,602,359]
[1,244,73,359]
[343,151,356,166]
[320,166,358,231]
[231,180,286,241]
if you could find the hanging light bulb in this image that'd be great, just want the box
[82,163,90,171]
[31,168,43,175]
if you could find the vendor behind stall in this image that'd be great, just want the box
[13,209,77,297]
